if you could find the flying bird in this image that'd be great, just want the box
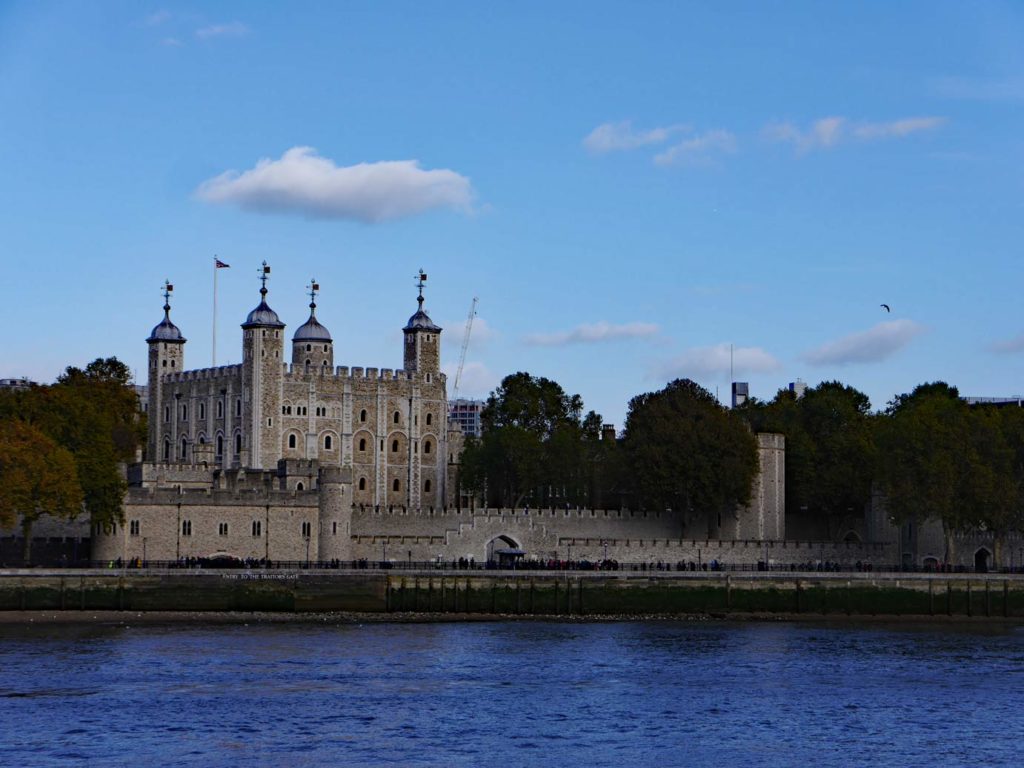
[880,303,891,313]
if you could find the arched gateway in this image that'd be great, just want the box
[486,535,524,568]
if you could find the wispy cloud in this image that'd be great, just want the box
[160,37,183,47]
[803,319,925,365]
[445,316,497,348]
[764,116,945,152]
[655,343,782,380]
[143,10,171,27]
[524,321,659,347]
[196,21,249,40]
[196,147,474,223]
[933,76,1024,102]
[583,121,685,153]
[653,129,737,166]
[990,334,1024,355]
[441,361,499,398]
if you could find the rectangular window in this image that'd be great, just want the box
[182,520,192,536]
[200,403,206,420]
[301,521,312,537]
[181,404,188,421]
[252,520,262,537]
[218,522,228,536]
[129,520,140,536]
[217,400,224,419]
[236,399,242,417]
[332,521,337,535]
[164,405,170,423]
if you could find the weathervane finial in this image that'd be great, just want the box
[259,261,270,297]
[162,279,173,313]
[307,278,319,314]
[415,268,427,309]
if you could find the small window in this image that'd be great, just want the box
[324,435,333,450]
[332,521,337,535]
[200,403,206,420]
[301,521,312,537]
[236,399,242,417]
[306,344,312,352]
[359,438,366,451]
[252,520,262,537]
[392,479,400,492]
[296,482,304,491]
[424,440,432,455]
[424,479,432,493]
[391,439,398,453]
[182,520,192,536]
[358,477,366,491]
[235,434,242,454]
[288,434,297,449]
[393,411,400,424]
[216,435,223,456]
[181,405,187,421]
[170,360,175,367]
[180,438,188,459]
[164,406,170,423]
[130,520,140,536]
[323,344,328,352]
[360,409,367,422]
[217,400,224,418]
[162,360,167,368]
[218,522,228,536]
[426,413,432,426]
[163,439,170,460]
[267,417,273,427]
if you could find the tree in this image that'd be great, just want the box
[739,381,876,536]
[461,372,617,508]
[876,382,1010,564]
[622,379,758,518]
[0,420,83,564]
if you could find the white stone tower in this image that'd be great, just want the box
[146,280,186,462]
[241,262,285,469]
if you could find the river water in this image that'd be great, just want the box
[1,618,1021,766]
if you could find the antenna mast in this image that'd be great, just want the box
[453,296,478,401]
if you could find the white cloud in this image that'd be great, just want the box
[196,21,249,39]
[990,334,1024,355]
[524,321,659,347]
[444,316,497,348]
[653,129,737,166]
[196,147,474,223]
[852,117,947,140]
[656,343,782,380]
[143,10,171,26]
[161,37,183,47]
[764,116,945,152]
[583,121,684,153]
[803,319,925,366]
[441,361,499,399]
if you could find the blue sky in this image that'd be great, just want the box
[2,2,1023,426]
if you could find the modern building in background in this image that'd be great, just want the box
[788,379,807,399]
[0,377,36,390]
[964,396,1023,407]
[449,398,485,437]
[731,382,749,408]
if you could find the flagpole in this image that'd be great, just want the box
[212,256,218,367]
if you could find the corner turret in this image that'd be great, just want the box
[241,262,285,469]
[147,280,186,462]
[403,269,442,374]
[292,279,333,373]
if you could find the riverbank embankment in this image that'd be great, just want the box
[3,570,1024,620]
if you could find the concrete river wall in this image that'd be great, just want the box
[5,571,1024,619]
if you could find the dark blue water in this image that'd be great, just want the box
[1,619,1022,767]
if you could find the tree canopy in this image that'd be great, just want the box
[622,378,758,514]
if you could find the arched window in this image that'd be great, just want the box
[424,440,432,455]
[359,438,366,451]
[358,477,366,491]
[180,438,188,459]
[288,434,297,449]
[392,479,400,492]
[324,435,333,450]
[163,439,170,460]
[216,435,223,456]
[391,439,399,453]
[235,433,242,454]
[424,479,432,493]
[296,482,304,491]
[306,344,312,352]
[199,435,206,445]
[360,409,367,422]
[393,411,400,424]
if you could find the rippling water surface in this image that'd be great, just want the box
[1,619,1022,766]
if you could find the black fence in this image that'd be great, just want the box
[73,556,1024,576]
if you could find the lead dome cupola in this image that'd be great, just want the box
[147,280,186,343]
[241,261,285,329]
[293,279,332,342]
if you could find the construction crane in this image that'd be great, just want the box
[453,296,478,402]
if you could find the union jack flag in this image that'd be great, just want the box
[215,258,230,268]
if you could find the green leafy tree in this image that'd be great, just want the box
[622,379,758,519]
[0,419,83,564]
[740,382,875,536]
